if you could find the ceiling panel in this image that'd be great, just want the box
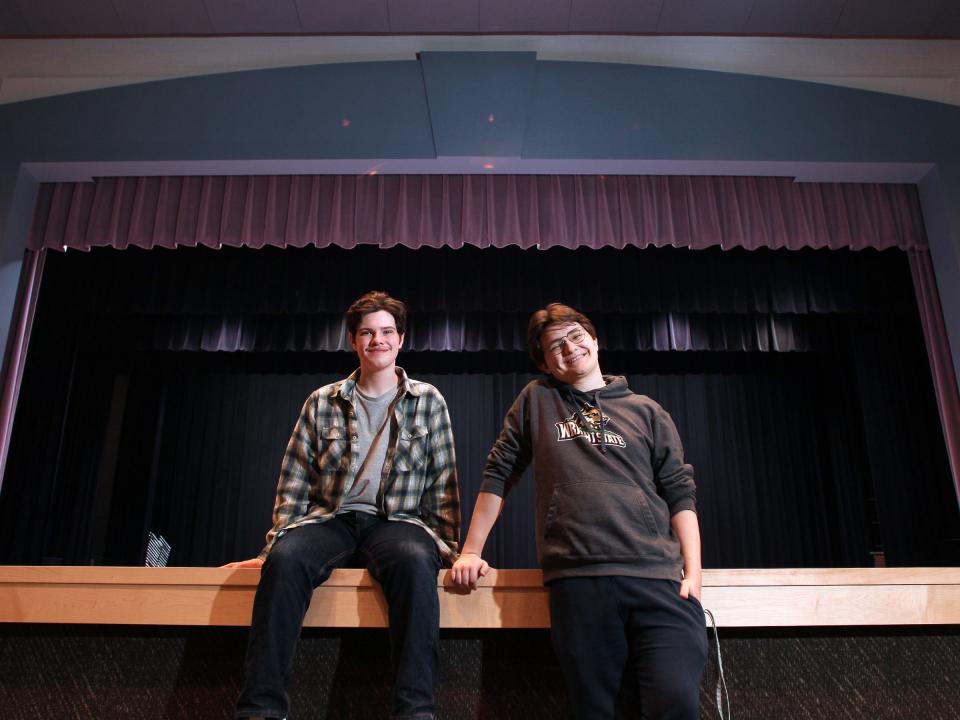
[569,0,662,33]
[0,0,30,35]
[926,3,960,37]
[295,1,390,33]
[202,0,302,35]
[479,0,570,33]
[388,0,479,33]
[113,0,215,36]
[834,0,948,37]
[743,0,845,36]
[14,0,126,36]
[657,0,754,34]
[2,0,960,38]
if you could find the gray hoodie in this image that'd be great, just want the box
[480,376,696,582]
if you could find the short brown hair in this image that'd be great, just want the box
[527,302,598,366]
[345,291,407,337]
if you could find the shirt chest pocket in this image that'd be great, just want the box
[317,425,348,472]
[393,425,428,472]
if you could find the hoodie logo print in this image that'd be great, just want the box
[555,403,626,447]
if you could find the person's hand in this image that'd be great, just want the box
[450,552,490,590]
[679,572,702,602]
[221,557,265,569]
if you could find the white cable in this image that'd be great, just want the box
[703,608,731,720]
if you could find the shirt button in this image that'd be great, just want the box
[352,434,358,440]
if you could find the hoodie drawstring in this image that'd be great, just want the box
[594,391,607,454]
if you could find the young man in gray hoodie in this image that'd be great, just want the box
[452,302,706,720]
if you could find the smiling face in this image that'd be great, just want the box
[349,309,404,376]
[538,321,603,390]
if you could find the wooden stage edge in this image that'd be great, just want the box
[1,566,958,629]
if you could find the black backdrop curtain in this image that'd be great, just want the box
[22,245,915,354]
[1,246,957,568]
[40,245,903,315]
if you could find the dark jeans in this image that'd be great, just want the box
[236,513,442,720]
[548,576,708,720]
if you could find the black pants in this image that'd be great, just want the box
[236,513,442,720]
[548,576,707,720]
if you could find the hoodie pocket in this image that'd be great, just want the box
[542,480,661,563]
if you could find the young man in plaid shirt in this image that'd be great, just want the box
[229,291,460,720]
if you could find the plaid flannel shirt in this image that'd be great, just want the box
[259,367,460,562]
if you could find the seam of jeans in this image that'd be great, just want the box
[359,546,380,577]
[315,547,354,585]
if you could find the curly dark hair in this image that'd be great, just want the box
[526,302,597,366]
[345,291,407,337]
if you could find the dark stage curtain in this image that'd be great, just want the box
[27,245,914,354]
[4,350,953,569]
[39,244,907,315]
[1,246,957,568]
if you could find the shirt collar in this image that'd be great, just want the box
[336,366,421,401]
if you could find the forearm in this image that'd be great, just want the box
[461,491,506,556]
[671,509,702,579]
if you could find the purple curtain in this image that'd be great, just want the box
[29,175,926,252]
[909,248,960,502]
[0,249,44,485]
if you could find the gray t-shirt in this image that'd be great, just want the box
[339,386,395,515]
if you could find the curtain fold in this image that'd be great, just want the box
[81,312,834,353]
[29,175,927,253]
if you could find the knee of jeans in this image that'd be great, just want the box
[387,540,441,578]
[261,541,310,580]
[648,673,701,716]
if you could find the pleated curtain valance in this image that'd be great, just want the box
[29,174,927,252]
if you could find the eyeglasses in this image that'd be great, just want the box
[546,327,586,355]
